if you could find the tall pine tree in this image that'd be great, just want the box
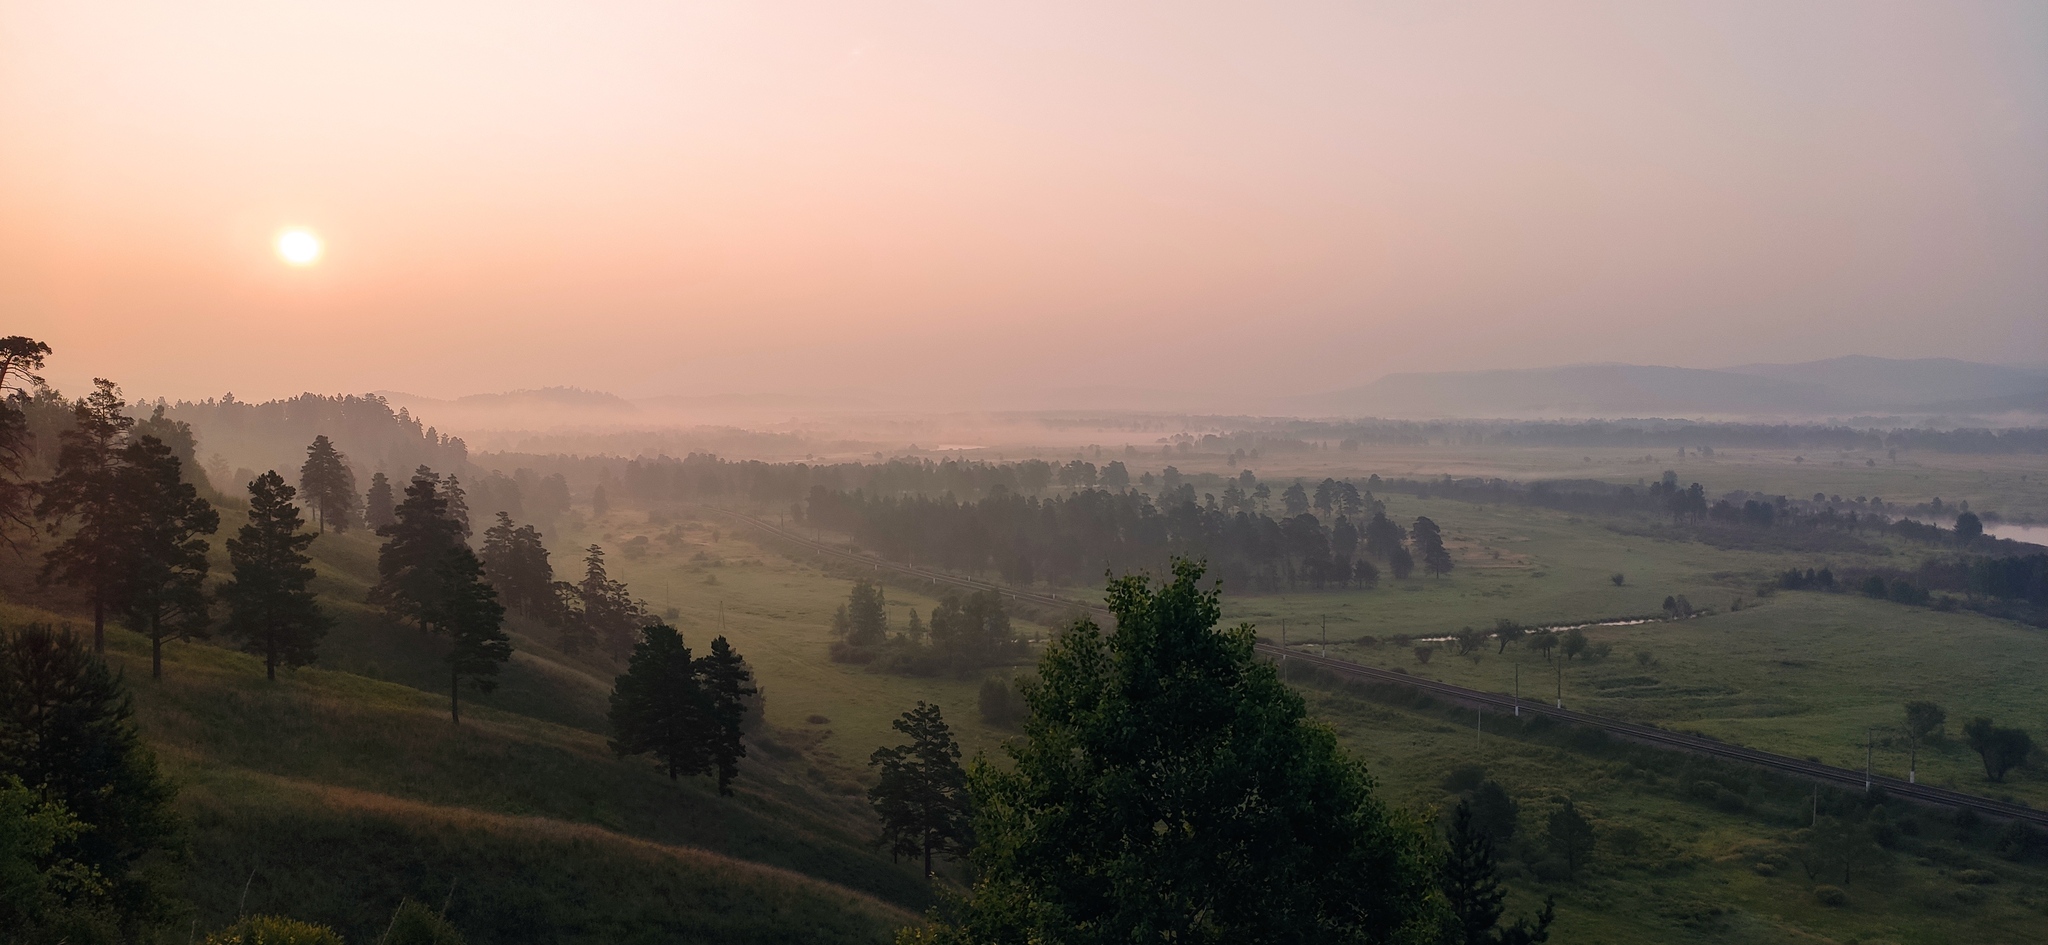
[435,546,510,725]
[868,701,971,878]
[1444,799,1555,945]
[698,636,755,795]
[370,467,466,630]
[297,434,358,533]
[36,379,135,651]
[113,436,219,680]
[220,471,329,680]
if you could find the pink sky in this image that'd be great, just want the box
[4,2,2044,406]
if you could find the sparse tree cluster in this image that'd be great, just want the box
[607,623,755,793]
[370,467,511,722]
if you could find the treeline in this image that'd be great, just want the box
[798,484,1454,591]
[1777,554,2048,626]
[826,579,1024,676]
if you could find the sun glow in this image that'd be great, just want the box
[276,228,323,266]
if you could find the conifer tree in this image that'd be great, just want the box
[698,635,755,795]
[115,436,219,679]
[845,579,888,645]
[0,335,51,546]
[220,471,328,680]
[1389,544,1416,580]
[1444,800,1555,945]
[370,467,466,630]
[575,544,646,657]
[0,624,178,925]
[297,435,358,533]
[444,474,471,541]
[1545,798,1596,880]
[36,379,135,651]
[1412,516,1453,578]
[608,623,709,780]
[437,546,510,724]
[926,560,1437,943]
[364,471,396,531]
[868,701,971,878]
[481,511,555,616]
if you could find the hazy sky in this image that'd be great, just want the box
[5,2,2044,407]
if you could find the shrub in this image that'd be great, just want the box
[1812,885,1847,907]
[386,899,467,945]
[1412,647,1433,665]
[1635,650,1655,667]
[1955,869,1998,885]
[204,916,345,945]
[1440,763,1486,793]
[805,714,830,725]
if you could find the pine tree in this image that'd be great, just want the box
[0,625,178,925]
[845,579,888,645]
[1444,800,1556,945]
[591,484,610,519]
[575,545,646,657]
[0,335,51,547]
[444,474,471,541]
[1412,516,1453,577]
[36,379,135,651]
[364,471,396,531]
[482,512,555,616]
[297,435,358,533]
[1546,798,1596,880]
[867,701,971,878]
[697,636,755,795]
[1389,544,1416,580]
[114,436,219,680]
[435,546,510,725]
[928,559,1438,942]
[370,467,466,630]
[608,623,710,780]
[220,471,328,680]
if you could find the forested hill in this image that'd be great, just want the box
[160,393,469,486]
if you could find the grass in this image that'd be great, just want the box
[1292,664,2048,945]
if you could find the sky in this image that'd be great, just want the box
[4,1,2045,408]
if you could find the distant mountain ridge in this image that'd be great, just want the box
[1285,357,2048,419]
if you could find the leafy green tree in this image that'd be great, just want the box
[697,635,755,795]
[0,774,111,937]
[920,559,1438,944]
[1469,780,1519,843]
[0,336,51,547]
[1493,619,1525,655]
[1903,701,1945,743]
[1527,632,1558,661]
[868,702,971,878]
[1796,816,1882,886]
[0,625,178,930]
[36,379,135,651]
[1559,628,1588,662]
[1545,799,1595,880]
[1363,510,1404,561]
[297,435,358,533]
[1444,800,1555,945]
[364,471,396,531]
[1954,511,1983,544]
[435,547,510,725]
[220,471,328,680]
[1962,717,2033,783]
[609,623,709,780]
[114,436,219,679]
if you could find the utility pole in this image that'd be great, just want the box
[1865,728,1873,792]
[1321,615,1327,657]
[1514,663,1521,716]
[1555,658,1563,709]
[1476,706,1483,750]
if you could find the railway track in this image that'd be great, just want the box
[707,505,2048,828]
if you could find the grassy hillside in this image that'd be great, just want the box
[1,517,935,942]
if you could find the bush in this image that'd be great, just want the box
[204,916,345,945]
[1812,885,1847,907]
[1440,763,1487,794]
[386,899,467,945]
[1955,869,1998,885]
[1412,647,1433,665]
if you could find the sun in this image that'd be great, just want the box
[276,228,323,266]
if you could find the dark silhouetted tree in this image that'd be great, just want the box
[297,435,358,533]
[844,579,889,645]
[1469,780,1519,843]
[114,436,219,680]
[0,625,178,929]
[481,512,556,617]
[36,379,135,651]
[1412,516,1453,577]
[220,471,328,680]
[868,701,971,878]
[609,623,709,780]
[1493,619,1525,654]
[1389,544,1415,580]
[925,559,1438,943]
[1963,717,2033,783]
[443,474,471,541]
[1546,798,1595,880]
[575,544,647,657]
[590,483,610,519]
[698,635,755,795]
[1282,480,1310,517]
[435,546,509,725]
[1954,511,1983,544]
[1445,800,1555,945]
[0,335,51,547]
[370,467,466,630]
[364,471,396,531]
